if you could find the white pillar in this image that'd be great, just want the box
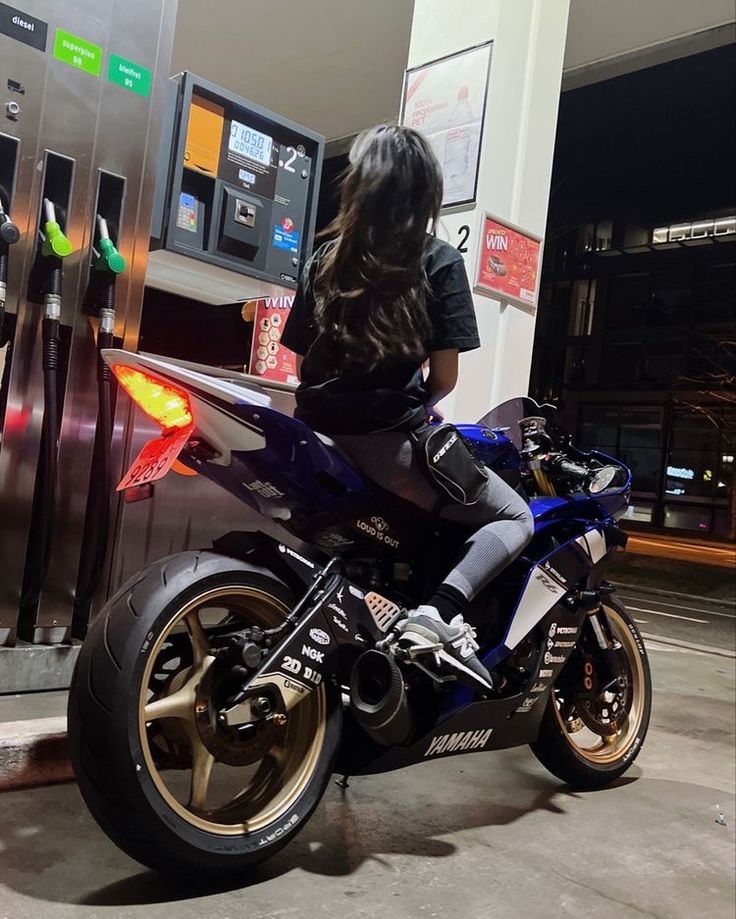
[407,0,570,422]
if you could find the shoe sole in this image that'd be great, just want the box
[401,626,493,691]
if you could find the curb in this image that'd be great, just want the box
[0,717,72,792]
[611,581,735,610]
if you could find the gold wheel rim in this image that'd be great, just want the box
[137,585,326,836]
[554,603,645,765]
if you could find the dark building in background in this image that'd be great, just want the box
[530,45,736,540]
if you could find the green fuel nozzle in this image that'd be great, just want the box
[40,199,73,258]
[94,216,126,274]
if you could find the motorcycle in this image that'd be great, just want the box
[68,349,651,878]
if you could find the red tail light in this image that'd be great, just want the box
[112,365,193,431]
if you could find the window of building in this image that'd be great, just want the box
[663,505,712,532]
[641,338,685,385]
[577,220,613,255]
[647,267,692,324]
[575,401,734,536]
[601,340,641,383]
[664,451,715,498]
[606,272,649,329]
[577,404,618,453]
[568,279,596,336]
[700,260,736,323]
[622,503,654,524]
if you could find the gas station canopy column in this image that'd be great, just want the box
[405,0,570,423]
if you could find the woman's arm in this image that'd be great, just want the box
[425,349,459,418]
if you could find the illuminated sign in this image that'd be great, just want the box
[666,465,694,480]
[653,216,735,244]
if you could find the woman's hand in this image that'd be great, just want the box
[426,403,445,424]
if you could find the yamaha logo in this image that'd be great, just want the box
[309,628,330,646]
[425,729,493,757]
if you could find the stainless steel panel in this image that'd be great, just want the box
[41,0,177,633]
[0,0,177,645]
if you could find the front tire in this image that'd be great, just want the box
[68,551,341,878]
[530,598,651,790]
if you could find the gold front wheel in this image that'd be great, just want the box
[530,598,652,789]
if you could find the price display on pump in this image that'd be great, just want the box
[229,121,273,166]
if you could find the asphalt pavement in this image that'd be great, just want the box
[617,589,735,655]
[0,590,733,919]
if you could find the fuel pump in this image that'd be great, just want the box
[0,198,20,346]
[19,200,73,616]
[73,215,126,630]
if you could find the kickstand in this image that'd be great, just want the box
[335,774,350,790]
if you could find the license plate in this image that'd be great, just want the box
[117,425,194,491]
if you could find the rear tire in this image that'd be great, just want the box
[530,598,651,790]
[68,550,341,878]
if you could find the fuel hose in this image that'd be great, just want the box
[73,217,125,629]
[19,200,72,620]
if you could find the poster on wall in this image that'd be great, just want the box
[401,42,492,209]
[246,296,298,384]
[474,213,543,310]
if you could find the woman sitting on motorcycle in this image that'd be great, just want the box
[282,123,534,685]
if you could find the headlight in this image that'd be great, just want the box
[588,465,619,494]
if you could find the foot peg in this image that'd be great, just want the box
[364,592,403,633]
[398,632,493,693]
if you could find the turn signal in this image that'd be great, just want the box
[112,365,193,431]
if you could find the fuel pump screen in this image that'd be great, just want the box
[229,121,272,166]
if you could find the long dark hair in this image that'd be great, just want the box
[313,124,443,370]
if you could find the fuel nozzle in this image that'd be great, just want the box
[94,216,126,275]
[40,198,73,259]
[39,199,72,323]
[0,199,20,246]
[0,200,21,332]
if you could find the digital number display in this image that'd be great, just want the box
[229,120,272,166]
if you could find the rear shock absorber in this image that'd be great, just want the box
[19,200,73,617]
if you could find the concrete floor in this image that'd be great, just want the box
[0,616,734,918]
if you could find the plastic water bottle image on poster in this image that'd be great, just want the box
[474,213,543,311]
[401,42,492,209]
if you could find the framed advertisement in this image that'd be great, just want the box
[474,212,543,311]
[401,42,492,209]
[246,296,298,384]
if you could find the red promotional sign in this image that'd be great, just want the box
[247,296,298,384]
[475,213,542,310]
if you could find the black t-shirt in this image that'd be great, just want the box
[280,236,480,435]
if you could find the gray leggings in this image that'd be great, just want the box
[334,432,535,600]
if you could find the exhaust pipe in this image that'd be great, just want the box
[350,650,413,746]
